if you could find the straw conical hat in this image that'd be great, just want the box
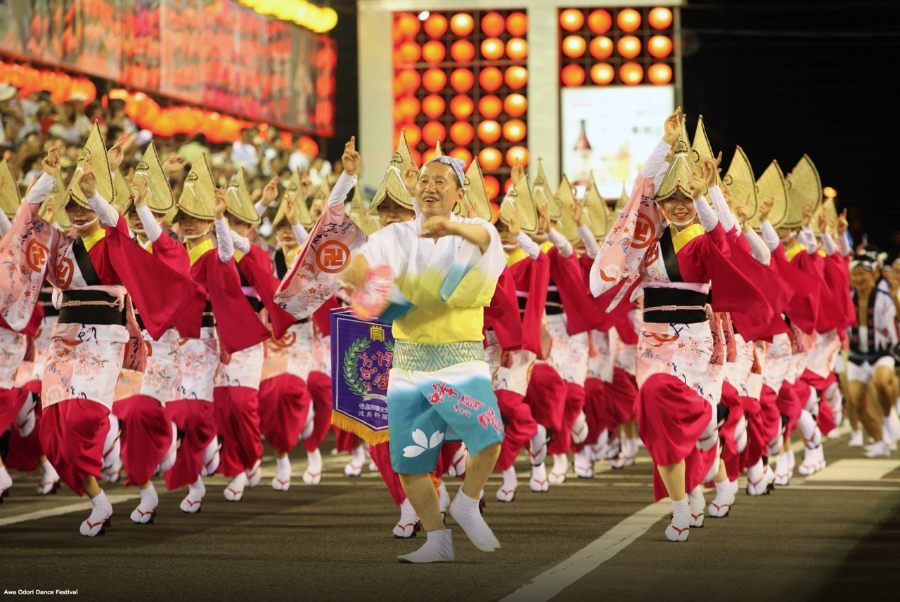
[133,143,175,214]
[0,159,20,218]
[462,159,493,222]
[583,172,611,241]
[780,155,822,229]
[506,172,539,235]
[749,160,789,229]
[554,175,581,243]
[175,153,216,220]
[65,123,114,209]
[273,170,314,228]
[722,145,757,223]
[225,167,260,225]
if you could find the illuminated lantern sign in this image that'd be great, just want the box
[391,10,530,199]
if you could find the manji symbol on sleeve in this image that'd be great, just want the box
[315,240,350,273]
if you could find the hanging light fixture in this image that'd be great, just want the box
[239,1,338,33]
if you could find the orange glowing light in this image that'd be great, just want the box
[503,119,527,143]
[587,9,612,34]
[560,9,584,32]
[648,7,673,30]
[648,63,673,85]
[422,121,446,146]
[423,40,446,64]
[477,120,502,144]
[479,67,504,91]
[450,13,474,36]
[562,35,587,59]
[590,63,615,85]
[617,9,641,32]
[478,95,503,120]
[450,68,475,93]
[424,13,448,38]
[506,37,528,61]
[478,147,503,171]
[506,12,528,37]
[450,122,475,146]
[505,66,528,90]
[481,38,505,61]
[617,35,641,59]
[561,64,586,87]
[506,146,528,168]
[481,11,505,37]
[503,93,527,117]
[620,61,644,85]
[648,35,673,58]
[450,40,475,63]
[450,95,475,119]
[423,68,447,92]
[422,94,446,119]
[450,147,473,168]
[590,36,614,60]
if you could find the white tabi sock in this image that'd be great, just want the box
[80,490,112,536]
[38,459,60,494]
[397,529,454,563]
[666,498,690,542]
[131,483,158,524]
[549,453,568,484]
[0,465,11,493]
[496,466,518,502]
[529,425,547,465]
[529,462,549,492]
[180,477,205,513]
[708,479,735,518]
[449,487,500,552]
[201,438,220,476]
[438,480,451,514]
[303,448,323,484]
[393,498,419,538]
[272,456,292,491]
[688,485,705,527]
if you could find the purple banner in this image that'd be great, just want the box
[330,308,393,443]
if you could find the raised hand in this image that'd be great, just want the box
[284,195,298,225]
[107,135,128,172]
[663,106,683,145]
[42,147,61,177]
[837,208,848,234]
[342,136,360,177]
[162,155,188,178]
[758,196,774,222]
[801,201,813,227]
[78,170,97,199]
[133,174,149,208]
[214,187,227,218]
[260,176,279,207]
[687,172,707,201]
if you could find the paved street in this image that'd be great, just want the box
[2,434,898,601]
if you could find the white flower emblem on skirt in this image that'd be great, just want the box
[402,428,445,458]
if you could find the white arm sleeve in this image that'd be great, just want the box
[838,231,851,256]
[578,224,601,259]
[547,227,573,257]
[292,223,309,246]
[641,139,671,180]
[0,211,11,236]
[215,217,234,262]
[821,231,838,256]
[798,226,817,254]
[254,201,268,217]
[693,196,718,231]
[25,172,57,205]
[760,220,780,252]
[708,186,737,232]
[328,173,356,208]
[136,204,162,243]
[87,192,120,227]
[743,226,772,265]
[230,229,251,255]
[516,231,541,259]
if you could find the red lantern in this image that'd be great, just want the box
[559,9,584,32]
[561,64,586,87]
[619,62,644,85]
[450,95,475,119]
[503,93,527,117]
[562,35,586,59]
[404,124,422,146]
[478,148,503,172]
[397,41,421,65]
[396,69,420,95]
[450,147,473,168]
[617,35,641,59]
[648,63,673,85]
[590,63,615,85]
[450,13,474,36]
[451,40,475,63]
[424,13,448,38]
[648,35,673,58]
[506,12,528,37]
[506,146,528,168]
[479,67,503,91]
[450,121,475,146]
[506,38,528,61]
[483,175,500,200]
[395,13,420,40]
[481,38,505,61]
[617,9,641,32]
[423,40,446,64]
[397,96,421,121]
[587,9,612,34]
[315,74,335,97]
[502,119,526,143]
[422,94,446,119]
[478,95,502,120]
[481,11,505,37]
[422,121,447,146]
[298,136,319,158]
[423,68,447,92]
[590,36,614,60]
[505,66,528,90]
[477,120,502,144]
[648,7,673,30]
[450,68,474,93]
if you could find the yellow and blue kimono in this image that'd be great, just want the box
[358,213,507,473]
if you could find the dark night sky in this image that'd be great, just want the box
[330,0,900,253]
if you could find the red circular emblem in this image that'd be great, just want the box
[25,240,49,273]
[630,214,656,249]
[56,258,74,289]
[315,240,350,274]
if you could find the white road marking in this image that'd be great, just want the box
[804,459,900,482]
[0,494,140,527]
[499,500,670,602]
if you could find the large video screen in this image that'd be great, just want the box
[561,86,674,198]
